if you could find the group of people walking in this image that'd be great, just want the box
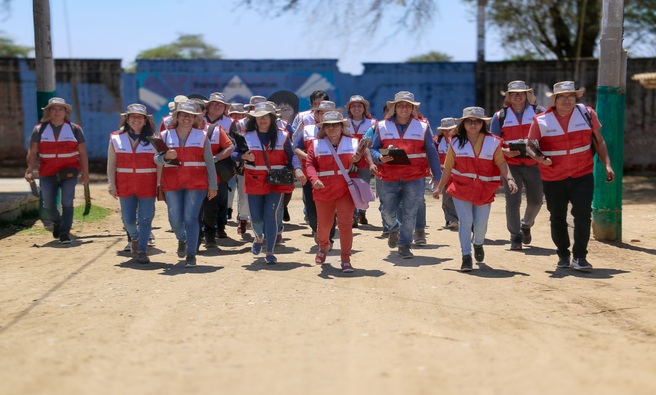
[24,79,615,273]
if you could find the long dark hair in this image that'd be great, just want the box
[453,120,489,149]
[123,115,154,146]
[246,114,279,149]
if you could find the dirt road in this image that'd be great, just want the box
[1,174,655,395]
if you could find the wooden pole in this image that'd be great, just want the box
[592,0,625,241]
[32,0,56,120]
[475,0,487,107]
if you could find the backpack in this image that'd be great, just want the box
[574,103,599,157]
[496,103,544,127]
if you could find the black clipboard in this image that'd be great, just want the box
[148,136,181,166]
[508,142,528,158]
[380,148,411,165]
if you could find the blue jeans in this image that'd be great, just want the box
[40,175,77,235]
[248,192,284,254]
[452,197,492,256]
[165,188,206,257]
[119,195,156,253]
[379,178,425,247]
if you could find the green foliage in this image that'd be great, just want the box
[406,51,453,63]
[136,34,222,60]
[73,204,111,222]
[0,31,33,57]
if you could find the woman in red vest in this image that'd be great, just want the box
[235,102,306,264]
[107,104,157,264]
[25,97,89,244]
[156,101,218,268]
[433,107,518,272]
[306,110,360,273]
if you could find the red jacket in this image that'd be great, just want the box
[110,131,158,198]
[447,134,502,206]
[306,137,358,201]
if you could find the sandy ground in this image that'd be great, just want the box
[1,174,655,395]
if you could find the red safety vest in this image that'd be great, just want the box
[243,129,294,194]
[434,135,451,169]
[447,134,502,206]
[497,106,538,166]
[376,118,430,182]
[160,128,209,191]
[347,117,376,169]
[534,107,593,181]
[110,132,158,198]
[308,137,358,201]
[37,122,81,177]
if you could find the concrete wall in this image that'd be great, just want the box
[1,57,654,170]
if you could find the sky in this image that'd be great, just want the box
[1,0,504,75]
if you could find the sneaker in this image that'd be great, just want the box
[510,237,523,251]
[521,226,532,245]
[205,232,217,248]
[217,229,228,239]
[136,252,150,264]
[460,255,473,272]
[473,244,484,263]
[572,257,593,272]
[398,245,414,259]
[557,256,571,269]
[52,222,60,239]
[446,221,459,230]
[283,207,290,222]
[388,230,399,248]
[275,233,283,245]
[184,255,197,267]
[123,241,132,252]
[148,232,156,245]
[315,250,327,264]
[413,230,427,246]
[341,262,354,273]
[131,240,139,256]
[59,233,71,244]
[358,212,368,225]
[251,241,262,255]
[177,241,186,258]
[352,217,359,228]
[265,254,278,264]
[227,208,233,220]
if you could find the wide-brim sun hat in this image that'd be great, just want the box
[500,80,536,103]
[385,91,420,118]
[316,110,349,128]
[246,101,278,118]
[173,101,202,116]
[208,92,228,104]
[168,95,188,112]
[437,117,458,131]
[545,81,586,107]
[312,100,337,112]
[228,103,247,115]
[457,106,492,125]
[42,97,72,113]
[119,103,154,128]
[345,95,370,111]
[245,95,267,110]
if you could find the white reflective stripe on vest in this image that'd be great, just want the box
[244,165,269,171]
[317,170,335,176]
[116,168,157,174]
[406,153,426,159]
[479,175,501,182]
[451,169,477,179]
[183,162,206,166]
[452,169,499,182]
[39,152,79,159]
[542,144,590,156]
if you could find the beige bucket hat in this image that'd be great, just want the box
[42,97,73,113]
[385,91,421,118]
[246,101,278,118]
[437,117,458,131]
[119,103,154,128]
[545,81,585,107]
[457,106,492,125]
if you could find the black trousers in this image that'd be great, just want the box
[542,173,594,259]
[201,179,229,233]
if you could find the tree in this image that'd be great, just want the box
[136,34,222,60]
[0,31,33,57]
[406,51,452,63]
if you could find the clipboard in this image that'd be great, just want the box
[380,148,411,165]
[148,136,181,166]
[508,142,528,158]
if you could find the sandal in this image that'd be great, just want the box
[315,250,327,264]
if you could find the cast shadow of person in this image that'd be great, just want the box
[546,267,630,279]
[318,264,386,279]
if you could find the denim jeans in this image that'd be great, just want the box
[442,190,458,223]
[542,173,594,259]
[503,163,543,240]
[452,197,492,256]
[165,188,206,257]
[119,195,156,253]
[248,192,284,254]
[236,174,250,221]
[40,175,77,235]
[379,177,425,247]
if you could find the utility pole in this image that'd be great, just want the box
[593,0,626,241]
[475,0,487,107]
[33,0,56,120]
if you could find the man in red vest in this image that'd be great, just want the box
[528,81,615,272]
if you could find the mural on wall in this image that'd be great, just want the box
[137,72,337,123]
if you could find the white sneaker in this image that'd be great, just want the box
[572,258,593,272]
[123,242,132,252]
[148,232,156,245]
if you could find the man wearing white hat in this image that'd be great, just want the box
[528,81,615,272]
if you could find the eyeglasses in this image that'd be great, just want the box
[464,119,483,125]
[557,94,576,102]
[324,123,341,129]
